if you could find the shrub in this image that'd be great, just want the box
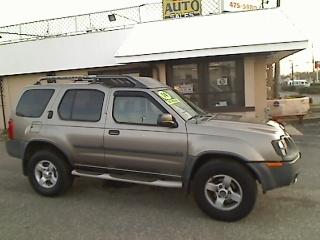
[298,87,320,94]
[284,95,306,99]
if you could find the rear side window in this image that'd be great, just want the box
[16,89,55,118]
[58,89,105,122]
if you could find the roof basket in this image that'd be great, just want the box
[35,75,147,88]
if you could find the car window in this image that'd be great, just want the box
[58,89,104,122]
[156,89,202,120]
[113,96,164,125]
[16,89,55,118]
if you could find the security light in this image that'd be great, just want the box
[108,14,116,22]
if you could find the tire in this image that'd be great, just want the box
[193,160,257,222]
[27,150,74,197]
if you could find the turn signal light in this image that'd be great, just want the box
[266,162,283,168]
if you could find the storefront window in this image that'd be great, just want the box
[207,61,243,108]
[171,64,201,106]
[169,59,244,112]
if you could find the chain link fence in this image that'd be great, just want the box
[0,0,222,45]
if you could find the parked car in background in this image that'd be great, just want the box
[6,75,301,222]
[287,79,311,87]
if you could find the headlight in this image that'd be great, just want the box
[272,137,288,157]
[267,120,285,131]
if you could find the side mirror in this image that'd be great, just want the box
[157,114,178,128]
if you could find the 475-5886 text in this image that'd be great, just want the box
[228,1,258,11]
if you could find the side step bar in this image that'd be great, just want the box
[72,170,182,188]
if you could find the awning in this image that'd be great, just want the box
[115,8,308,63]
[0,29,130,76]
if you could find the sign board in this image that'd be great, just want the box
[315,61,320,69]
[163,0,202,19]
[217,77,228,86]
[174,84,194,94]
[222,0,260,12]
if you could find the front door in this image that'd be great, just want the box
[103,90,187,176]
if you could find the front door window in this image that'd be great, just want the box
[113,95,165,125]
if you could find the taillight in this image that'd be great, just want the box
[8,119,14,140]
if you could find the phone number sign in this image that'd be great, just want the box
[163,0,202,19]
[223,0,259,12]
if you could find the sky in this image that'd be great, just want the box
[0,0,318,75]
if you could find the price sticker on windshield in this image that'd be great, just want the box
[157,90,180,105]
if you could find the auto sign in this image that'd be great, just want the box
[162,0,202,19]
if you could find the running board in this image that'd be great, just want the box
[71,170,182,188]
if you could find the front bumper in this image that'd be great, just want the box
[248,153,301,192]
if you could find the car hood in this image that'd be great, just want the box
[186,117,284,140]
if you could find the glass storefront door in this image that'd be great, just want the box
[171,64,201,107]
[206,61,244,108]
[168,58,244,112]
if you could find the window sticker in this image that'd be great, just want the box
[166,98,180,105]
[157,90,180,105]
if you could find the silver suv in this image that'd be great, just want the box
[6,75,300,221]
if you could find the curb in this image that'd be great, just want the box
[284,116,320,124]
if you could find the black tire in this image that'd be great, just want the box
[193,160,257,222]
[27,150,74,197]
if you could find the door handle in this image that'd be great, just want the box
[47,111,53,119]
[108,130,120,135]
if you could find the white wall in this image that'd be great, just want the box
[0,28,130,76]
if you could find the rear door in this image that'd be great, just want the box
[103,90,188,176]
[45,85,108,166]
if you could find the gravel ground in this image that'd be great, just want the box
[0,122,319,240]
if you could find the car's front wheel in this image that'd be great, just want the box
[193,160,257,221]
[27,150,73,196]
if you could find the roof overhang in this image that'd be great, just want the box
[266,49,302,65]
[0,29,130,76]
[115,9,308,64]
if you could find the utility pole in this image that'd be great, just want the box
[261,0,269,9]
[315,61,319,84]
[291,62,294,80]
[274,62,280,98]
[277,0,281,7]
[312,43,317,83]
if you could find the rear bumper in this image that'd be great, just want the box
[248,153,301,192]
[5,140,24,159]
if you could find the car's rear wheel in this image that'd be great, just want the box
[193,160,257,221]
[27,150,73,196]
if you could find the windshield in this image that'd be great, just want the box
[155,89,206,120]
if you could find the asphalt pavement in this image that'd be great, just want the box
[0,122,320,240]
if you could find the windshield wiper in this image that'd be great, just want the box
[187,114,202,123]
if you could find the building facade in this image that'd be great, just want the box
[0,6,308,130]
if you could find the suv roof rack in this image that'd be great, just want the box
[35,75,148,88]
